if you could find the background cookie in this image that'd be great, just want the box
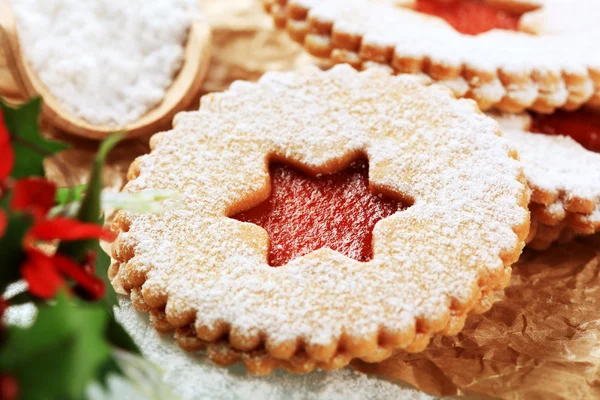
[264,0,600,114]
[492,112,600,250]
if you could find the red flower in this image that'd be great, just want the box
[21,217,114,300]
[21,249,64,299]
[10,178,56,219]
[22,248,105,300]
[0,124,114,301]
[0,109,14,181]
[9,177,115,243]
[9,175,114,301]
[28,217,115,242]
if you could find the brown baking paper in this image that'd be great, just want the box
[3,0,600,399]
[353,237,600,399]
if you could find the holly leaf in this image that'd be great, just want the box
[106,317,140,354]
[57,133,123,263]
[0,293,112,400]
[95,242,117,309]
[94,235,140,354]
[97,236,140,354]
[78,133,124,224]
[0,99,68,179]
[95,356,124,390]
[57,133,139,356]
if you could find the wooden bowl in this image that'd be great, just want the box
[0,4,211,140]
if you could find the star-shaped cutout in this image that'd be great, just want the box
[232,159,409,267]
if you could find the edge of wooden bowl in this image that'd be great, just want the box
[3,6,212,140]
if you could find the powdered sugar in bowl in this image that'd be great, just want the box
[1,0,211,140]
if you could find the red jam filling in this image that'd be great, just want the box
[530,110,600,152]
[415,0,521,35]
[232,160,407,267]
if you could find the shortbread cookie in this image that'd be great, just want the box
[264,0,600,113]
[492,111,600,250]
[110,65,529,374]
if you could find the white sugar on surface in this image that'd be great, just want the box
[12,0,196,126]
[6,297,431,399]
[115,297,434,400]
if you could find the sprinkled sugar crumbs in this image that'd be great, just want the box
[11,0,197,126]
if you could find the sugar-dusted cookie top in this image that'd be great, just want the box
[111,65,529,374]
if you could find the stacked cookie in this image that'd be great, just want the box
[264,0,600,113]
[493,112,600,249]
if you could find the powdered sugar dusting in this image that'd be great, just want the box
[307,0,600,69]
[490,112,600,248]
[114,297,434,400]
[504,130,600,202]
[113,66,528,359]
[521,0,600,34]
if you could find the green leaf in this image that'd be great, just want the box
[95,356,123,390]
[0,293,112,400]
[0,210,32,293]
[94,238,140,354]
[95,243,117,309]
[55,184,87,206]
[106,318,140,354]
[0,98,69,179]
[57,133,124,263]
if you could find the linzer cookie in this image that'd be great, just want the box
[492,111,600,250]
[264,0,600,113]
[110,65,529,374]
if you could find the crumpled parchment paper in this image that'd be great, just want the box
[3,0,600,399]
[353,237,600,399]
